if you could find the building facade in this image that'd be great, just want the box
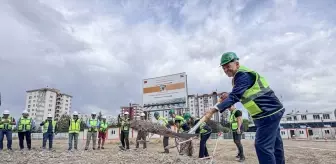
[25,88,72,124]
[279,109,336,139]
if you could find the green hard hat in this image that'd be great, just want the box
[183,112,191,120]
[220,52,239,66]
[154,112,160,117]
[169,109,175,114]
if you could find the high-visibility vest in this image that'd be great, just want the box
[0,117,13,130]
[120,117,129,131]
[158,116,168,126]
[230,109,238,130]
[89,119,98,132]
[69,119,80,133]
[233,65,271,117]
[18,117,32,132]
[43,120,57,133]
[99,122,108,132]
[174,115,186,132]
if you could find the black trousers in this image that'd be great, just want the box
[233,131,245,158]
[120,131,129,149]
[18,131,31,149]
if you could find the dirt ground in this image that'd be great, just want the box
[0,138,335,164]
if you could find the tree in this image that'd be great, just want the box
[97,111,102,121]
[56,114,71,133]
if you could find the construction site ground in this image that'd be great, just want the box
[0,139,335,164]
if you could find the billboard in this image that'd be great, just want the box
[142,72,188,108]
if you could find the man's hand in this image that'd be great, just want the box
[237,129,241,134]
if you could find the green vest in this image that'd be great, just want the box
[89,119,98,132]
[100,122,108,132]
[174,115,186,132]
[233,65,271,117]
[43,120,57,133]
[230,110,238,130]
[69,119,81,133]
[18,117,32,132]
[0,117,13,130]
[194,118,209,134]
[158,116,168,126]
[120,117,129,131]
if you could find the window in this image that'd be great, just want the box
[50,96,53,98]
[28,105,31,108]
[281,131,286,135]
[48,109,52,111]
[27,109,30,112]
[299,131,304,134]
[293,116,297,120]
[29,96,32,99]
[301,115,307,120]
[34,96,36,98]
[33,100,36,102]
[65,104,68,106]
[313,115,320,120]
[325,130,330,134]
[49,100,52,102]
[323,114,330,119]
[28,100,31,103]
[49,104,52,107]
[65,108,68,110]
[33,104,35,107]
[66,100,68,102]
[286,117,292,121]
[32,109,34,111]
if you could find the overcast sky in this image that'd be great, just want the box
[1,0,335,119]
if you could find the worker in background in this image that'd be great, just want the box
[184,112,212,159]
[154,111,170,153]
[17,110,35,150]
[136,112,147,149]
[118,112,130,150]
[228,105,245,162]
[85,112,99,150]
[40,114,57,150]
[208,52,285,164]
[168,109,186,132]
[0,110,16,151]
[68,111,81,151]
[98,115,108,149]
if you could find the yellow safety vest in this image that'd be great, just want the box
[120,118,129,131]
[89,119,98,132]
[18,117,32,132]
[0,117,13,130]
[100,122,108,132]
[43,120,57,133]
[69,119,81,133]
[233,65,271,117]
[230,110,238,130]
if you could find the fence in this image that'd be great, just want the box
[10,128,256,141]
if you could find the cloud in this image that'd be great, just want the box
[0,0,335,119]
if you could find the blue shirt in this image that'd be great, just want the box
[216,71,284,119]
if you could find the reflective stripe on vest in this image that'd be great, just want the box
[0,117,13,130]
[100,122,108,132]
[18,117,32,132]
[43,121,56,133]
[230,110,238,130]
[69,119,80,133]
[89,119,98,132]
[233,65,270,116]
[174,115,186,131]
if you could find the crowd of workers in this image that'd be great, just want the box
[0,52,285,164]
[0,110,109,151]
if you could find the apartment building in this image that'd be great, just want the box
[187,92,229,122]
[279,109,336,139]
[25,87,72,123]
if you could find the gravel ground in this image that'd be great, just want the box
[0,139,335,164]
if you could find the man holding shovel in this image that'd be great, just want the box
[207,52,285,164]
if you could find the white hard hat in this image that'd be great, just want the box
[47,114,52,117]
[91,112,97,115]
[22,110,28,114]
[73,111,78,115]
[140,113,145,116]
[124,112,129,115]
[3,110,10,115]
[102,116,107,119]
